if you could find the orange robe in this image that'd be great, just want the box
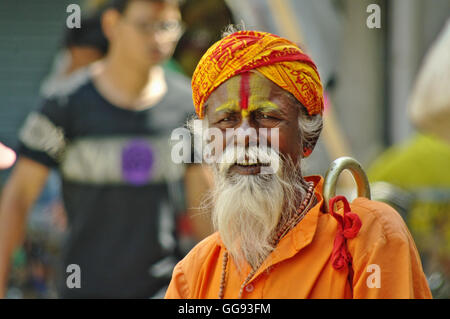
[165,176,432,299]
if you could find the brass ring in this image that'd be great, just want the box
[323,157,371,213]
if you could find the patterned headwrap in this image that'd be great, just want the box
[192,30,324,119]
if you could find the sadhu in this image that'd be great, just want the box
[165,29,432,299]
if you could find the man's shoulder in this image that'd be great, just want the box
[178,232,222,272]
[349,197,413,247]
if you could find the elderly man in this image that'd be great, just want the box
[165,30,432,299]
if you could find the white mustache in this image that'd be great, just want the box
[216,145,281,175]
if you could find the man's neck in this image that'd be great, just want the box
[91,53,167,110]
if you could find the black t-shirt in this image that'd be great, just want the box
[18,68,194,298]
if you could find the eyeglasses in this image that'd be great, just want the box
[123,19,185,38]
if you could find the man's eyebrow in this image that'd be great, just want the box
[248,101,281,112]
[215,101,240,113]
[258,106,283,113]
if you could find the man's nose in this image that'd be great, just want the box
[232,119,259,148]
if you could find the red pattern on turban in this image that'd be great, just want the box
[192,31,324,118]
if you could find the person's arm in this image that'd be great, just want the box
[0,94,68,298]
[0,157,49,298]
[184,164,214,241]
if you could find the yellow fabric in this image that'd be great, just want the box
[165,176,431,299]
[191,31,324,118]
[369,134,450,188]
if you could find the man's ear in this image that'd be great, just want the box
[101,9,121,42]
[302,135,319,158]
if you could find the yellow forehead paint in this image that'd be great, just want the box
[215,72,279,118]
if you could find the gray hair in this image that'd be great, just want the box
[279,89,323,157]
[298,101,323,156]
[221,24,245,38]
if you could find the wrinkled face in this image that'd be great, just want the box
[202,73,309,269]
[205,71,302,175]
[113,1,182,68]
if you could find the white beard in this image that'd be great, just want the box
[208,145,309,270]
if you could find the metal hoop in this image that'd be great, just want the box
[323,157,371,213]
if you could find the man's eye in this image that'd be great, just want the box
[258,113,277,120]
[217,116,235,124]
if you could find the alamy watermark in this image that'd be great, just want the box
[366,264,381,288]
[66,264,81,289]
[366,4,381,29]
[66,4,81,29]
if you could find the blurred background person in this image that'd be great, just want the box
[368,19,450,298]
[38,3,110,245]
[0,0,210,299]
[0,4,110,299]
[13,8,110,299]
[40,10,109,98]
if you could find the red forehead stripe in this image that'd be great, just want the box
[239,72,250,110]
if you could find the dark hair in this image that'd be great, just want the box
[63,13,109,54]
[107,0,181,13]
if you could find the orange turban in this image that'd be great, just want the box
[192,31,324,119]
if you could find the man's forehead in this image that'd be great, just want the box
[209,72,282,107]
[225,72,273,98]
